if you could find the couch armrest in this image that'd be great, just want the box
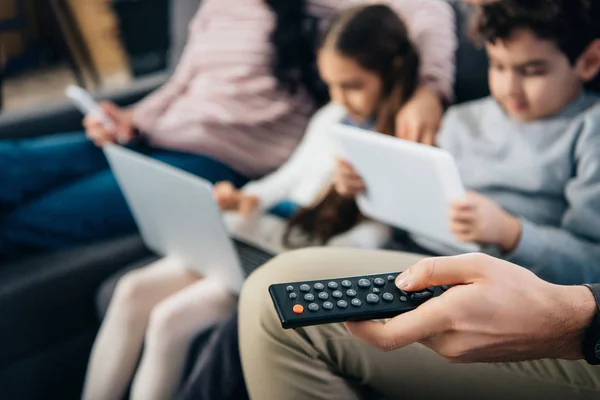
[0,235,151,369]
[0,72,169,140]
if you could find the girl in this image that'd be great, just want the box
[82,2,456,400]
[216,3,422,249]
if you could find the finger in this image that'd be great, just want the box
[99,102,121,120]
[345,299,451,351]
[450,221,475,235]
[83,114,101,129]
[239,196,258,217]
[86,127,109,142]
[395,119,409,139]
[450,199,474,211]
[449,208,476,223]
[404,121,421,142]
[452,233,477,243]
[421,127,437,146]
[396,254,489,292]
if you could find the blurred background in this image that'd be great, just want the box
[0,0,169,113]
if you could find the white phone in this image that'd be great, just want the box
[65,85,113,127]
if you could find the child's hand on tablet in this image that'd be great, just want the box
[214,182,260,217]
[333,158,365,198]
[214,182,242,210]
[449,191,522,252]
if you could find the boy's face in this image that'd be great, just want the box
[486,28,583,121]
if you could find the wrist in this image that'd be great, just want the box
[552,285,597,360]
[499,214,521,252]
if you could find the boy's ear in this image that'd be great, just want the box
[576,39,600,82]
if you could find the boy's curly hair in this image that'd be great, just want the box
[472,0,596,65]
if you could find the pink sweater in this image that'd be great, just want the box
[133,0,456,178]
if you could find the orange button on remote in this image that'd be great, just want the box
[292,304,304,314]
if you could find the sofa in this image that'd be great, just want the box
[0,1,487,398]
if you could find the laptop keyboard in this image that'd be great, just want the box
[233,238,275,277]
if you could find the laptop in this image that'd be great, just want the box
[103,143,275,294]
[331,124,479,254]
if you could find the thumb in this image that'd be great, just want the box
[396,254,487,292]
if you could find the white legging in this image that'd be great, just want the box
[81,257,236,400]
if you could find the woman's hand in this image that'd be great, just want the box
[395,85,444,146]
[84,102,136,147]
[333,158,365,198]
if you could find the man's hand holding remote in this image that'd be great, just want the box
[345,253,597,363]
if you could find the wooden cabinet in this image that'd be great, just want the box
[63,0,131,87]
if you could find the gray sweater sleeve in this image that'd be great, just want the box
[506,108,600,285]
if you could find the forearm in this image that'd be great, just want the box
[550,284,597,360]
[506,218,600,285]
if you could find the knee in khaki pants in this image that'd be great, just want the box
[239,248,600,400]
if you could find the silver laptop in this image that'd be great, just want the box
[103,143,274,294]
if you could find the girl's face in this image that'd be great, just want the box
[318,48,383,123]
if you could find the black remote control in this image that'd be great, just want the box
[269,272,448,329]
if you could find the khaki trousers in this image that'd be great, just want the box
[239,248,600,400]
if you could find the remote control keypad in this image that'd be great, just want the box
[280,273,438,315]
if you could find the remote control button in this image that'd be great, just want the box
[300,284,311,293]
[314,283,325,291]
[308,303,319,312]
[398,288,409,297]
[332,290,343,299]
[366,294,380,304]
[323,301,334,310]
[341,280,352,288]
[318,292,329,301]
[328,281,339,290]
[292,305,304,314]
[358,279,371,288]
[387,275,396,282]
[372,288,381,294]
[304,294,315,302]
[374,278,386,287]
[382,293,394,302]
[289,293,297,300]
[346,289,357,298]
[441,285,451,292]
[286,286,294,292]
[337,300,348,309]
[351,298,362,307]
[400,296,408,302]
[410,291,433,301]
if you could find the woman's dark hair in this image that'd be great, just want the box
[283,4,420,248]
[266,0,329,106]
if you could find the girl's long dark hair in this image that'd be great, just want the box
[266,0,329,107]
[283,4,421,248]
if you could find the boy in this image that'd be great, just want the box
[239,2,600,400]
[334,0,600,284]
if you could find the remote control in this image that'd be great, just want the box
[269,272,448,329]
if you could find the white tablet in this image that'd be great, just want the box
[332,124,479,254]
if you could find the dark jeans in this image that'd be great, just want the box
[0,132,248,261]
